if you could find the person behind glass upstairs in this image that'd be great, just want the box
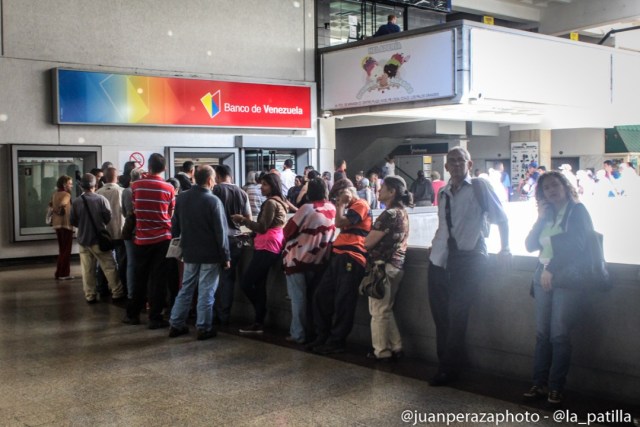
[373,14,401,37]
[308,178,372,355]
[428,147,511,386]
[522,171,594,406]
[168,165,230,341]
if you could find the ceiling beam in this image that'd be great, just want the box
[452,0,541,23]
[539,0,640,35]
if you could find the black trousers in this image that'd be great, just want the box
[241,249,280,324]
[126,240,170,321]
[313,253,366,346]
[214,238,243,323]
[428,250,488,375]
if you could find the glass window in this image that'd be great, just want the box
[11,145,99,241]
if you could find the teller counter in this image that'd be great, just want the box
[229,207,640,404]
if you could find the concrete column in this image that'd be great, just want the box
[317,117,336,174]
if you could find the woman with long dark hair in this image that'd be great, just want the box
[523,171,594,405]
[51,175,74,280]
[232,173,288,334]
[282,178,336,344]
[363,176,412,361]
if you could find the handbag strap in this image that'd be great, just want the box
[81,194,101,235]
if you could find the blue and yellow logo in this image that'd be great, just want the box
[200,90,221,119]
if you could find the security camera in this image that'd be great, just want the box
[322,111,332,119]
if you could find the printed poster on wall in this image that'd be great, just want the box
[321,30,455,110]
[53,69,312,130]
[511,142,539,182]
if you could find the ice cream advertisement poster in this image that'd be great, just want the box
[322,30,455,110]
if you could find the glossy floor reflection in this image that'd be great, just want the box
[0,262,630,426]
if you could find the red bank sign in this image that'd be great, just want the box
[54,69,313,129]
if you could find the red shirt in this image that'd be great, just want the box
[432,180,446,206]
[132,175,175,245]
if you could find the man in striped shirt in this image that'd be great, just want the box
[123,153,176,329]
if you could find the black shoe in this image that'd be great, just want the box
[523,385,547,400]
[392,350,405,361]
[197,329,217,341]
[86,298,98,305]
[148,319,170,330]
[429,372,458,387]
[366,352,392,362]
[313,343,345,355]
[304,338,326,352]
[122,315,140,325]
[168,326,189,338]
[239,323,264,334]
[547,390,564,405]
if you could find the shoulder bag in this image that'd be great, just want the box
[359,260,387,299]
[81,195,114,252]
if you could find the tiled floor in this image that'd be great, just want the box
[0,262,632,426]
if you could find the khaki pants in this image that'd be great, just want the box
[79,244,124,301]
[368,264,404,358]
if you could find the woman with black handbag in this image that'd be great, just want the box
[523,171,595,406]
[232,173,288,335]
[363,176,412,362]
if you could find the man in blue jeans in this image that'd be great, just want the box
[168,165,230,340]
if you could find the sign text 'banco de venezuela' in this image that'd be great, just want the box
[54,69,312,130]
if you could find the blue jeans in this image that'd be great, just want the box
[286,271,322,343]
[532,267,585,392]
[170,263,221,332]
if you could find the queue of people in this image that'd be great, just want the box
[49,147,613,408]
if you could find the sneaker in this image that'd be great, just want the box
[57,276,75,281]
[197,329,217,341]
[366,351,392,362]
[148,319,170,330]
[239,323,264,334]
[547,390,564,405]
[523,385,547,400]
[86,298,98,305]
[168,326,189,338]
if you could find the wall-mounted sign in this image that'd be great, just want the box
[483,16,495,25]
[321,30,455,110]
[53,69,312,130]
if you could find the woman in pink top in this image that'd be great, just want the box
[232,173,288,334]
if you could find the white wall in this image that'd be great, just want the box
[551,128,604,157]
[0,0,316,260]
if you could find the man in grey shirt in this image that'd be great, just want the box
[70,173,124,304]
[428,147,511,386]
